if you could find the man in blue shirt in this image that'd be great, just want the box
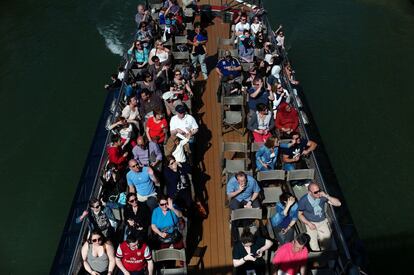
[226,171,261,210]
[215,50,242,102]
[247,76,274,115]
[298,182,341,251]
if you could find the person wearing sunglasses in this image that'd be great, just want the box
[123,193,151,241]
[151,195,184,249]
[76,198,118,239]
[298,182,341,251]
[81,229,115,275]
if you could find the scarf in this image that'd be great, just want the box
[307,194,323,218]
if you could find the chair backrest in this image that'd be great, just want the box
[224,111,242,124]
[222,95,244,106]
[286,169,315,181]
[172,51,190,61]
[164,39,173,47]
[262,186,283,205]
[224,159,247,173]
[223,141,248,153]
[251,142,264,152]
[186,22,194,31]
[241,62,254,71]
[174,35,188,45]
[217,37,234,46]
[257,170,286,182]
[151,3,163,10]
[231,208,262,222]
[279,139,291,145]
[266,206,276,239]
[153,248,187,274]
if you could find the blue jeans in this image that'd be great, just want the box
[282,163,295,171]
[191,53,208,78]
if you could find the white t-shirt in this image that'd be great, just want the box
[235,22,250,35]
[172,137,189,163]
[250,22,262,35]
[150,48,169,63]
[169,114,198,134]
[122,105,140,120]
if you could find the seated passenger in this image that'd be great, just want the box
[136,21,153,49]
[216,50,242,82]
[247,77,274,116]
[151,195,185,249]
[226,171,261,210]
[122,96,141,130]
[298,183,341,251]
[76,198,118,239]
[128,40,149,73]
[81,229,115,275]
[108,116,136,149]
[234,14,250,37]
[137,72,157,96]
[164,133,191,165]
[272,233,310,275]
[250,16,264,36]
[116,233,154,275]
[148,40,171,65]
[172,69,193,112]
[255,136,291,171]
[275,25,284,50]
[145,108,168,145]
[147,56,169,90]
[138,89,164,121]
[232,227,273,275]
[247,103,274,143]
[164,155,193,210]
[169,104,198,146]
[107,135,129,171]
[135,4,152,30]
[270,192,298,245]
[162,91,182,117]
[132,136,163,172]
[238,30,255,63]
[123,193,151,240]
[271,83,290,117]
[281,132,317,171]
[275,102,299,137]
[127,159,159,210]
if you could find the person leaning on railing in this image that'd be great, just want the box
[81,229,115,275]
[281,132,317,171]
[298,182,341,251]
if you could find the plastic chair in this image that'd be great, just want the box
[152,248,187,274]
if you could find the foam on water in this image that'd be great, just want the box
[97,26,125,56]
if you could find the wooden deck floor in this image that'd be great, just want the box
[189,4,248,274]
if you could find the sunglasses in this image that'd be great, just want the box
[91,204,100,209]
[313,190,321,194]
[129,198,137,203]
[159,203,168,206]
[131,164,140,168]
[91,237,102,243]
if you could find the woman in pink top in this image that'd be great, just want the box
[272,233,310,275]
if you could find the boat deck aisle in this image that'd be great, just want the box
[192,2,246,273]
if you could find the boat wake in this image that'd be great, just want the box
[97,25,125,56]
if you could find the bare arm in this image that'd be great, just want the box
[298,210,316,230]
[147,259,154,275]
[303,140,317,155]
[115,257,130,275]
[81,243,95,274]
[147,167,159,185]
[321,192,341,207]
[128,184,136,194]
[106,243,116,274]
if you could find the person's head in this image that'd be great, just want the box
[110,74,118,81]
[153,107,164,120]
[243,29,250,37]
[240,15,247,23]
[194,22,201,33]
[240,227,255,247]
[235,171,247,187]
[279,192,295,206]
[110,134,122,146]
[175,104,186,117]
[308,182,322,199]
[292,233,310,252]
[137,4,145,14]
[126,233,143,250]
[89,229,105,245]
[252,76,263,87]
[89,198,101,211]
[277,30,284,36]
[136,135,148,148]
[256,103,268,115]
[152,55,160,64]
[284,103,292,112]
[128,159,141,172]
[143,72,153,82]
[264,136,278,149]
[224,50,232,61]
[290,132,301,144]
[166,155,178,171]
[134,40,142,49]
[139,21,147,30]
[126,193,138,207]
[155,40,164,49]
[275,83,283,93]
[253,16,260,23]
[127,96,137,106]
[174,69,182,79]
[158,194,169,210]
[140,88,151,101]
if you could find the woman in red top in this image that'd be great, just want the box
[146,108,168,145]
[275,102,299,137]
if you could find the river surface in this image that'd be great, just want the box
[1,0,413,274]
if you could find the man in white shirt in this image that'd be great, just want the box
[170,104,198,140]
[234,15,250,37]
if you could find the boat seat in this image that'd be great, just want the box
[261,186,284,205]
[153,248,187,274]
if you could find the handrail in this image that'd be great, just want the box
[258,0,354,271]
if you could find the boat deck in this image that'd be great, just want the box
[189,3,246,273]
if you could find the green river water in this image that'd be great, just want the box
[1,0,413,274]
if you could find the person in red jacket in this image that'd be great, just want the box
[107,135,129,171]
[275,102,299,137]
[116,234,154,275]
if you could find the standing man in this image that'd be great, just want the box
[187,22,208,80]
[226,171,261,210]
[127,159,159,210]
[272,233,310,275]
[116,234,154,275]
[298,182,341,251]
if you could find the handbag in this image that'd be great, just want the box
[157,211,183,243]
